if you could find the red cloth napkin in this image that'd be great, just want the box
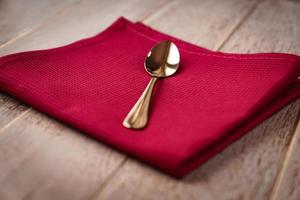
[1,17,300,177]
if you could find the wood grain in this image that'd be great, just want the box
[223,0,300,54]
[0,0,170,55]
[143,0,258,50]
[0,0,79,130]
[224,1,300,199]
[0,0,78,47]
[0,94,27,130]
[96,0,300,199]
[271,119,300,200]
[0,110,126,200]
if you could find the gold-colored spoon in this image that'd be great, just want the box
[122,41,180,129]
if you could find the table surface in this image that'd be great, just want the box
[0,0,300,199]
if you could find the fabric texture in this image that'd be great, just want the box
[1,17,300,177]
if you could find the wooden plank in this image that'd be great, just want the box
[271,119,300,200]
[0,0,171,199]
[0,0,78,47]
[143,0,257,50]
[0,110,126,200]
[0,94,27,129]
[95,0,300,199]
[0,0,80,130]
[0,0,170,55]
[95,102,300,200]
[224,1,300,199]
[222,0,300,54]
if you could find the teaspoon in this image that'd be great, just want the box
[122,41,180,129]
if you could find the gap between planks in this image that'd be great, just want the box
[88,157,129,200]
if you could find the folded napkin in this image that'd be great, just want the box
[1,17,300,177]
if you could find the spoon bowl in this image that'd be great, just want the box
[145,41,180,77]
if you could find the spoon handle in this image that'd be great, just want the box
[123,77,158,129]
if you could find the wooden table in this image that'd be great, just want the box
[0,0,299,199]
